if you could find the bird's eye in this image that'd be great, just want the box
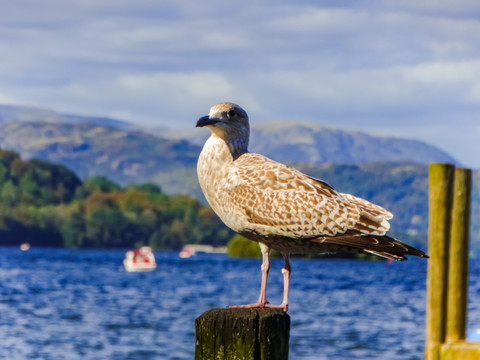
[227,109,236,118]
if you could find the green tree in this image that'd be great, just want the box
[227,235,261,258]
[62,209,87,248]
[85,209,133,248]
[0,181,21,208]
[75,176,122,199]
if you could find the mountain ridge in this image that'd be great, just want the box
[0,103,460,200]
[0,103,458,166]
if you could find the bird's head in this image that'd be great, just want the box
[196,102,250,158]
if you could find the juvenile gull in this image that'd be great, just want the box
[196,102,428,312]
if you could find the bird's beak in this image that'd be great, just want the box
[196,115,221,128]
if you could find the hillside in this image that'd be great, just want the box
[161,121,458,165]
[0,120,456,204]
[0,121,202,197]
[0,104,137,130]
[250,122,458,165]
[0,103,460,201]
[0,149,231,249]
[1,104,458,168]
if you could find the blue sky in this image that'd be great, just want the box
[2,0,480,167]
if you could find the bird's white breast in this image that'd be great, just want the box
[197,135,247,233]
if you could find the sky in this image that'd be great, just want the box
[1,0,480,167]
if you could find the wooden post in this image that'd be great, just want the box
[426,163,455,360]
[195,308,290,360]
[446,168,471,342]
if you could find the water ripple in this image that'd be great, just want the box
[0,247,476,359]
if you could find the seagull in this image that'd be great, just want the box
[196,102,428,312]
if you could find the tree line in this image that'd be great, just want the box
[3,148,479,256]
[0,149,233,249]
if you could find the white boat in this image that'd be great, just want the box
[123,246,157,272]
[179,246,195,258]
[179,244,227,258]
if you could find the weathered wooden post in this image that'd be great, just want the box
[426,163,455,360]
[195,308,290,360]
[425,165,480,359]
[446,168,471,343]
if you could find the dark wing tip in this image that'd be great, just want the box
[321,233,429,262]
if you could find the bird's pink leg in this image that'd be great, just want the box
[262,253,290,311]
[256,243,271,306]
[228,245,291,312]
[228,242,271,308]
[277,254,291,312]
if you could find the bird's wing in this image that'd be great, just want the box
[230,153,392,238]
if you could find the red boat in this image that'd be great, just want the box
[179,245,195,258]
[123,246,157,272]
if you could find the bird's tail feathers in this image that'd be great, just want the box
[316,233,428,261]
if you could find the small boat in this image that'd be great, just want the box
[20,243,31,251]
[179,244,227,258]
[179,246,195,258]
[123,246,157,272]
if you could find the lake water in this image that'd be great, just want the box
[1,247,480,359]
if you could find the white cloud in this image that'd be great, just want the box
[115,71,237,115]
[378,0,480,16]
[261,60,480,119]
[0,92,20,104]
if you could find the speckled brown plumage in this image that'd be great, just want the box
[196,102,428,311]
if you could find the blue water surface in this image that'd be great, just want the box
[0,247,479,359]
